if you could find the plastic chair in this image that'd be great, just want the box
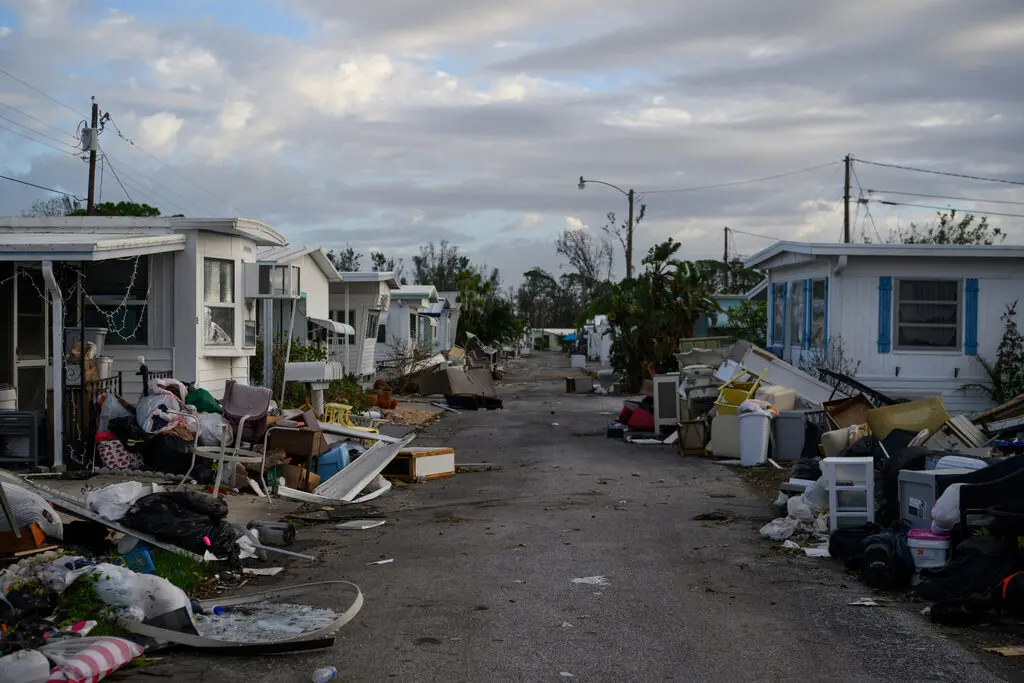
[323,403,384,433]
[221,380,272,448]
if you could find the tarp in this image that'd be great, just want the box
[562,333,577,341]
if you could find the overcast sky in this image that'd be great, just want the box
[1,0,1022,285]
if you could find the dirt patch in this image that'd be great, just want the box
[385,406,442,427]
[735,465,789,497]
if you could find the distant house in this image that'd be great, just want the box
[425,291,462,353]
[328,272,401,380]
[378,285,440,362]
[693,279,768,337]
[744,241,1024,413]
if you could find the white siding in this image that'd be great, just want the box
[196,356,249,399]
[294,253,330,321]
[769,254,1022,414]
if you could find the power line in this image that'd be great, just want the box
[0,173,81,198]
[869,198,1024,220]
[728,227,789,241]
[864,188,1024,208]
[105,115,246,215]
[0,67,87,119]
[856,158,1024,188]
[0,98,78,140]
[641,161,839,195]
[0,124,82,156]
[101,149,197,213]
[0,112,79,150]
[104,156,135,203]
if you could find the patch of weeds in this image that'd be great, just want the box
[149,549,214,595]
[59,574,130,638]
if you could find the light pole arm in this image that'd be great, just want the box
[578,177,632,199]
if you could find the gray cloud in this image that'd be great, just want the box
[1,0,1023,288]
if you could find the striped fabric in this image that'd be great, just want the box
[46,637,143,683]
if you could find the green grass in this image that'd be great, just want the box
[59,575,130,638]
[148,549,214,595]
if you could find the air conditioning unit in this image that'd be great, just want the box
[243,263,300,298]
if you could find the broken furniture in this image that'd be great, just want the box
[221,380,273,448]
[822,456,874,531]
[866,398,949,441]
[565,376,595,394]
[817,368,900,408]
[714,371,764,416]
[726,340,844,406]
[382,447,456,482]
[265,420,329,492]
[899,468,977,529]
[652,373,681,434]
[676,419,710,456]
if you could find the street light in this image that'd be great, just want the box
[576,176,637,279]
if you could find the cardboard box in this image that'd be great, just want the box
[284,464,321,492]
[266,428,327,459]
[565,376,594,394]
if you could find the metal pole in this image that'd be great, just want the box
[626,189,635,279]
[843,155,852,244]
[78,269,86,467]
[279,298,297,406]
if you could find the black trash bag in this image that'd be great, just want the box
[120,491,238,559]
[828,522,883,571]
[860,525,915,591]
[789,457,821,481]
[143,434,193,474]
[107,415,150,453]
[800,421,824,461]
[914,536,1019,603]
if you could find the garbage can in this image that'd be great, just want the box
[739,411,772,467]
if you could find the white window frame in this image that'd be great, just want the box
[204,258,237,348]
[893,278,961,351]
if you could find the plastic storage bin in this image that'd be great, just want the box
[316,444,351,482]
[907,529,950,584]
[739,411,771,467]
[821,456,874,532]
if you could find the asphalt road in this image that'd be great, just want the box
[137,354,1017,682]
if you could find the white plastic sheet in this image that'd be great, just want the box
[84,482,147,521]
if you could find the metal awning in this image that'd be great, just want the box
[310,316,356,335]
[0,230,187,261]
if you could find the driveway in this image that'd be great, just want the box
[138,353,1015,682]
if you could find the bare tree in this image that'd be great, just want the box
[22,196,73,217]
[370,250,407,284]
[601,203,646,279]
[412,240,469,289]
[555,228,614,286]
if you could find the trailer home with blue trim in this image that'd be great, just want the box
[745,241,1024,414]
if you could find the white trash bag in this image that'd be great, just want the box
[197,412,233,447]
[931,483,962,535]
[84,481,147,522]
[0,482,63,540]
[89,563,194,622]
[787,495,816,523]
[760,516,801,541]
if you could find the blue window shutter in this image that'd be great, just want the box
[802,279,812,350]
[823,278,830,350]
[878,276,893,353]
[965,278,979,355]
[768,283,776,347]
[781,282,789,348]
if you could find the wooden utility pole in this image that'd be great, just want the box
[723,226,729,291]
[86,98,98,215]
[626,189,635,279]
[843,154,852,244]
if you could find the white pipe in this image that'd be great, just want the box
[41,262,64,469]
[280,298,297,406]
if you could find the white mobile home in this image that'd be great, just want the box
[328,272,401,379]
[427,291,462,353]
[0,216,288,464]
[379,285,440,361]
[745,241,1024,413]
